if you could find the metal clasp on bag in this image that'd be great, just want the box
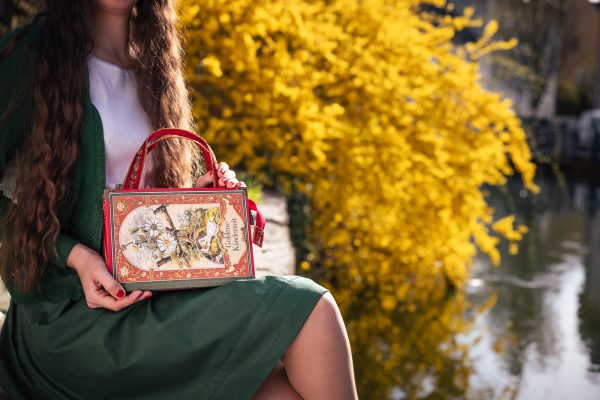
[253,226,264,248]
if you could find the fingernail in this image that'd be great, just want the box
[117,290,125,299]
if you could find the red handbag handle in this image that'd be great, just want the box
[123,128,219,190]
[121,128,265,247]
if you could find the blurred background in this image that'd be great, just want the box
[1,0,600,399]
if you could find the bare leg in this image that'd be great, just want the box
[283,292,358,400]
[253,362,303,400]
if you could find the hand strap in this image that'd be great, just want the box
[121,128,265,247]
[248,199,265,247]
[123,128,219,190]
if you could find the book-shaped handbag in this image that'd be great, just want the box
[102,128,265,291]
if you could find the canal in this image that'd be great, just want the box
[343,173,600,399]
[464,174,600,399]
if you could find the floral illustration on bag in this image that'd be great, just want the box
[107,192,252,284]
[119,203,226,271]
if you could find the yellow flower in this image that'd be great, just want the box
[201,55,223,77]
[178,0,536,340]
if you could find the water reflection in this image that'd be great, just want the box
[341,286,493,399]
[579,183,600,374]
[466,175,600,399]
[331,174,600,399]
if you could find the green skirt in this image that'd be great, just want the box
[0,275,328,400]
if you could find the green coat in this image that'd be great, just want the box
[0,25,327,399]
[0,25,105,305]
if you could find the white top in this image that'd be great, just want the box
[0,55,155,202]
[87,54,155,189]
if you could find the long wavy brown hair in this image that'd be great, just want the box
[0,0,199,293]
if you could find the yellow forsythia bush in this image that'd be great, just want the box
[178,0,537,312]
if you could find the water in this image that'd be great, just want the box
[462,176,600,399]
[344,175,600,399]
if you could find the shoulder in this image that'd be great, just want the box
[0,22,43,81]
[1,19,43,49]
[0,22,44,112]
[0,23,43,135]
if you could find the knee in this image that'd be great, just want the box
[312,292,342,322]
[317,291,337,308]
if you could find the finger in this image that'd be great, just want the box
[93,290,143,312]
[86,289,150,311]
[95,269,126,300]
[217,162,229,178]
[140,291,153,300]
[195,171,214,188]
[226,178,239,188]
[87,293,120,311]
[219,176,236,188]
[113,290,146,311]
[223,169,236,180]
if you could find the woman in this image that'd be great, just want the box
[0,1,358,399]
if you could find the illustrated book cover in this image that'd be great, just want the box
[103,188,256,291]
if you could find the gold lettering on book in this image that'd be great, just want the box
[223,218,240,252]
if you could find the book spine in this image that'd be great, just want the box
[247,206,256,277]
[102,198,114,276]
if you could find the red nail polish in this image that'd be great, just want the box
[117,290,125,299]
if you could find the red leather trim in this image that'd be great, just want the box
[103,197,114,275]
[247,199,265,248]
[123,128,219,190]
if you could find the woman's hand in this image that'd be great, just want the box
[67,244,152,311]
[194,162,247,189]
